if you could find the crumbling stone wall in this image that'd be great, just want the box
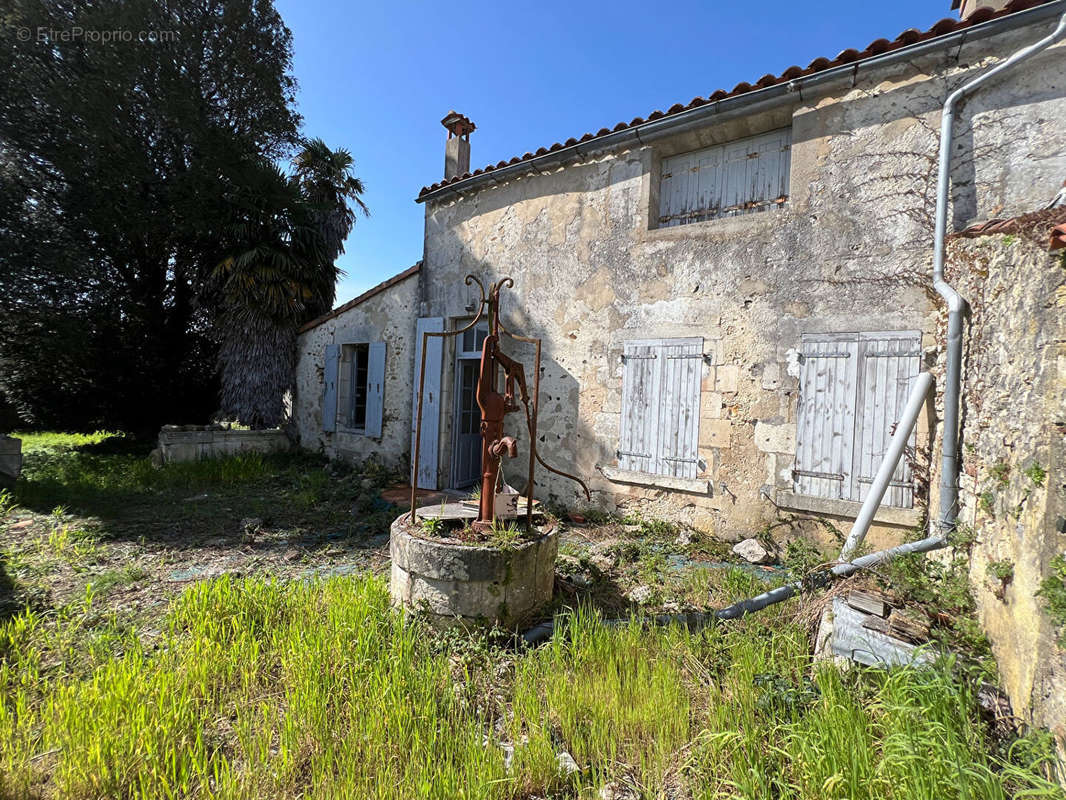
[293,271,419,470]
[420,25,1065,544]
[946,232,1066,752]
[156,426,290,464]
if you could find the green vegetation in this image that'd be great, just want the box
[987,560,1015,583]
[980,490,997,517]
[487,519,523,550]
[12,431,120,453]
[0,0,363,432]
[0,576,1061,799]
[1036,554,1066,647]
[0,433,401,620]
[1024,462,1047,488]
[421,516,445,537]
[879,527,995,681]
[1,436,1061,798]
[989,461,1011,487]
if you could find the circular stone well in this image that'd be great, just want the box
[389,514,556,629]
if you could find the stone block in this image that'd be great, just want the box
[699,418,731,449]
[715,364,740,394]
[700,391,723,419]
[760,362,783,391]
[754,420,795,454]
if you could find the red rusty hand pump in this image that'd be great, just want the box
[474,307,529,528]
[409,275,590,528]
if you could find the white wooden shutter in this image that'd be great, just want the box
[618,338,703,477]
[793,331,921,509]
[852,332,921,508]
[322,344,340,433]
[618,341,660,475]
[411,318,444,490]
[657,339,703,479]
[793,335,858,500]
[659,128,791,226]
[364,342,386,438]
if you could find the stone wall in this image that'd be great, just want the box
[156,426,291,464]
[0,435,21,485]
[293,268,420,470]
[946,230,1066,756]
[420,24,1066,543]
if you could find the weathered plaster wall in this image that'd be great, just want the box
[293,272,419,469]
[420,26,1066,542]
[947,233,1066,757]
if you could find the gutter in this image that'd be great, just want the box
[417,2,1063,205]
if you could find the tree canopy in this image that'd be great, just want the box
[0,0,361,432]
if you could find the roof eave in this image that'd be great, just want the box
[415,1,1063,205]
[298,262,422,334]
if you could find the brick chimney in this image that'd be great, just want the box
[951,0,1010,19]
[441,111,475,180]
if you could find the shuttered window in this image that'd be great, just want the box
[793,331,922,508]
[331,341,386,437]
[658,128,791,227]
[618,338,703,479]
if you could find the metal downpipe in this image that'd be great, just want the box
[932,5,1066,532]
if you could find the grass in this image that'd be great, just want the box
[0,575,1061,799]
[0,434,1063,797]
[1037,554,1066,647]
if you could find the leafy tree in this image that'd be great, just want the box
[0,0,302,432]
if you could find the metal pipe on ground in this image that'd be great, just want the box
[523,532,950,644]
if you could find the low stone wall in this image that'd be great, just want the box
[156,425,291,464]
[0,436,21,486]
[389,515,556,628]
[944,228,1066,767]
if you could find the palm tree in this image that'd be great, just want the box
[211,144,366,429]
[293,138,369,317]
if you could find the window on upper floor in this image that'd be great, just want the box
[617,338,704,479]
[658,128,791,228]
[792,331,921,509]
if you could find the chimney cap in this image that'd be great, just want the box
[441,110,476,138]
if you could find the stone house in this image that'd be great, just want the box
[296,0,1064,549]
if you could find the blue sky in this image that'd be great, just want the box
[275,0,954,305]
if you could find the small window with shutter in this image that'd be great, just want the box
[332,341,386,437]
[617,338,703,479]
[658,128,791,228]
[793,331,922,509]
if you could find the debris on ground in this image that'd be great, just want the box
[733,537,773,564]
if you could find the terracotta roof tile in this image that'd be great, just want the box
[418,0,1057,200]
[1050,222,1066,250]
[950,207,1066,246]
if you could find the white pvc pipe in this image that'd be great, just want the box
[931,6,1066,532]
[839,372,933,561]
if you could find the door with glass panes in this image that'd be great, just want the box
[451,322,488,488]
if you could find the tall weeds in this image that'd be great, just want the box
[0,576,1061,799]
